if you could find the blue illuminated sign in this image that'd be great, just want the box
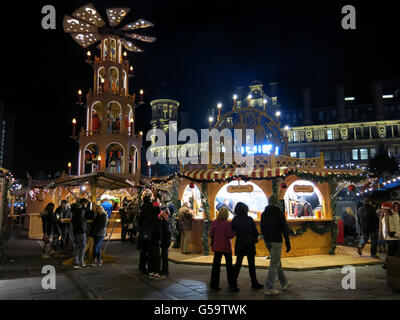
[241,144,279,155]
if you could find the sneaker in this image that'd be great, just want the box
[264,289,280,296]
[252,283,264,290]
[357,246,363,256]
[79,264,88,269]
[73,264,80,269]
[149,273,166,280]
[281,280,292,291]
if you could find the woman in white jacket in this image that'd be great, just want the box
[381,202,400,259]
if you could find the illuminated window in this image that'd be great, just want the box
[327,129,333,140]
[352,149,359,160]
[290,152,297,158]
[299,152,306,158]
[370,148,377,158]
[360,149,368,160]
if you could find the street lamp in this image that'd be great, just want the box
[247,94,252,107]
[217,103,222,120]
[67,162,72,176]
[208,116,214,129]
[233,94,237,109]
[263,98,268,111]
[275,110,281,122]
[147,161,151,177]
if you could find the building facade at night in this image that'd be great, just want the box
[284,81,400,169]
[148,80,400,176]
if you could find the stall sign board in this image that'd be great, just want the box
[227,185,254,193]
[293,185,314,193]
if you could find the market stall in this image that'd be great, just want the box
[154,154,365,258]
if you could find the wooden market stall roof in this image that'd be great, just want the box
[46,172,137,190]
[177,167,364,182]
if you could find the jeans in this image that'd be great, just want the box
[264,241,288,290]
[234,254,258,286]
[73,233,87,266]
[93,237,105,262]
[210,252,235,289]
[160,247,169,274]
[181,230,191,253]
[359,231,378,255]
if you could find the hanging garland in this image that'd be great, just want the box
[201,183,211,256]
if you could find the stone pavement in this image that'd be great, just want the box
[1,236,400,300]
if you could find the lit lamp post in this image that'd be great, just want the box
[233,94,237,110]
[139,89,144,104]
[77,89,83,104]
[275,110,281,124]
[129,65,134,74]
[67,162,72,176]
[247,94,252,107]
[123,51,127,58]
[208,116,214,130]
[217,103,222,121]
[72,118,77,137]
[263,98,268,112]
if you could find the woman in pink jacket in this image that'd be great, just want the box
[209,207,238,292]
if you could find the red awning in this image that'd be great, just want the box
[179,167,363,181]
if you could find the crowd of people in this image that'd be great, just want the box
[40,198,113,268]
[356,197,400,267]
[41,191,400,296]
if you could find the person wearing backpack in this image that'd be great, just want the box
[232,202,264,290]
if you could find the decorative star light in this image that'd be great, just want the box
[63,3,156,51]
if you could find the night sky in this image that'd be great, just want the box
[2,0,400,179]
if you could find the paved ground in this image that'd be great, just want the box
[1,234,399,300]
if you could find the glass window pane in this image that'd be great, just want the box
[360,149,368,160]
[352,149,359,160]
[290,152,297,158]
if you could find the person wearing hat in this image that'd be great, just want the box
[381,202,400,264]
[357,197,379,257]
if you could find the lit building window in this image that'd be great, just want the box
[327,129,333,140]
[360,149,368,160]
[290,152,297,158]
[352,149,359,160]
[370,148,377,158]
[299,152,306,158]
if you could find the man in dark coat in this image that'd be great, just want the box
[71,202,88,269]
[232,202,264,290]
[260,194,292,296]
[357,197,379,257]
